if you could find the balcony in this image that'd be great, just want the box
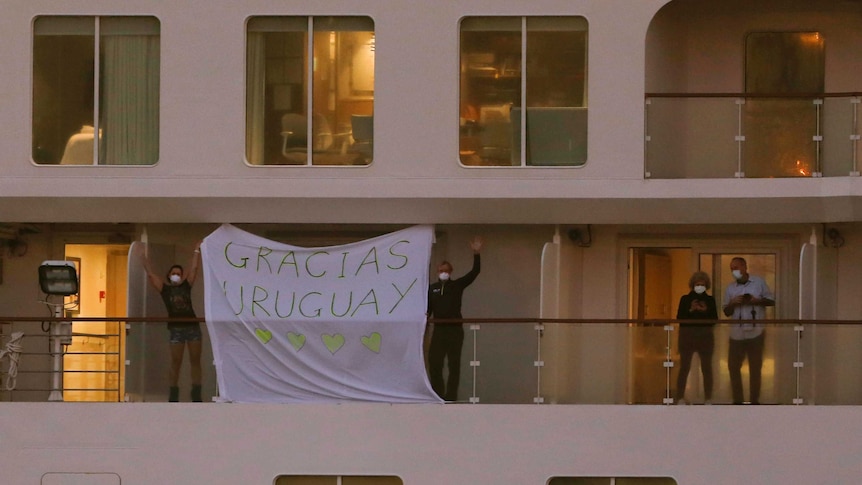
[644,93,862,179]
[3,315,862,405]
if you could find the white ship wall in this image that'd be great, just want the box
[4,403,862,484]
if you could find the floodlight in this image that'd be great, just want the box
[38,261,78,296]
[38,261,79,402]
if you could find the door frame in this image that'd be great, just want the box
[618,233,798,403]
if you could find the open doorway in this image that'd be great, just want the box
[628,247,781,404]
[628,248,692,404]
[62,243,129,402]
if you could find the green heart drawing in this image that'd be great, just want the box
[322,333,346,354]
[255,328,272,344]
[361,332,382,353]
[287,332,306,351]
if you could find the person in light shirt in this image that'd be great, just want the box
[722,257,774,405]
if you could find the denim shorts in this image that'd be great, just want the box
[168,324,202,344]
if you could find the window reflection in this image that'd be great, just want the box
[32,16,160,165]
[246,16,374,166]
[459,17,588,167]
[744,32,824,177]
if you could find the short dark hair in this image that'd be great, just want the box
[166,264,184,280]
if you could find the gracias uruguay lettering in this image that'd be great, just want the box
[219,239,419,319]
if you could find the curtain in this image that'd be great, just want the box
[246,33,266,165]
[101,34,160,165]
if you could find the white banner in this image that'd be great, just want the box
[202,224,441,403]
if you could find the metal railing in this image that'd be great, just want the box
[3,316,862,404]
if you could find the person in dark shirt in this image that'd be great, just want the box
[426,236,483,401]
[675,271,718,405]
[143,242,202,402]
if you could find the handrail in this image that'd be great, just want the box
[645,92,862,99]
[3,315,862,404]
[3,316,862,325]
[430,317,862,325]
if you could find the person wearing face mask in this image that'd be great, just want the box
[722,257,774,405]
[426,236,483,401]
[143,242,203,403]
[674,271,718,405]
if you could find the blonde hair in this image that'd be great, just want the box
[688,271,711,290]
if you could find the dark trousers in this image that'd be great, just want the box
[428,325,464,401]
[728,332,765,404]
[676,330,714,401]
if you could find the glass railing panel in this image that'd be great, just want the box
[821,97,857,176]
[704,323,795,404]
[124,320,216,403]
[630,323,674,404]
[742,98,817,177]
[539,322,628,405]
[803,323,862,405]
[645,97,739,178]
[460,322,541,404]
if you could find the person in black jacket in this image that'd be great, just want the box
[675,270,718,405]
[426,236,483,401]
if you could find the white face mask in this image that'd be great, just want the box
[169,274,182,284]
[732,269,744,280]
[438,272,450,281]
[694,285,707,294]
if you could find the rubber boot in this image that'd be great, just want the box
[169,386,179,402]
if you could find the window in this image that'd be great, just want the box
[743,32,825,177]
[246,16,374,166]
[275,476,401,485]
[549,478,677,485]
[459,16,588,167]
[33,16,160,165]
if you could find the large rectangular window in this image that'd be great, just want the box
[459,16,587,167]
[33,16,160,165]
[246,16,374,166]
